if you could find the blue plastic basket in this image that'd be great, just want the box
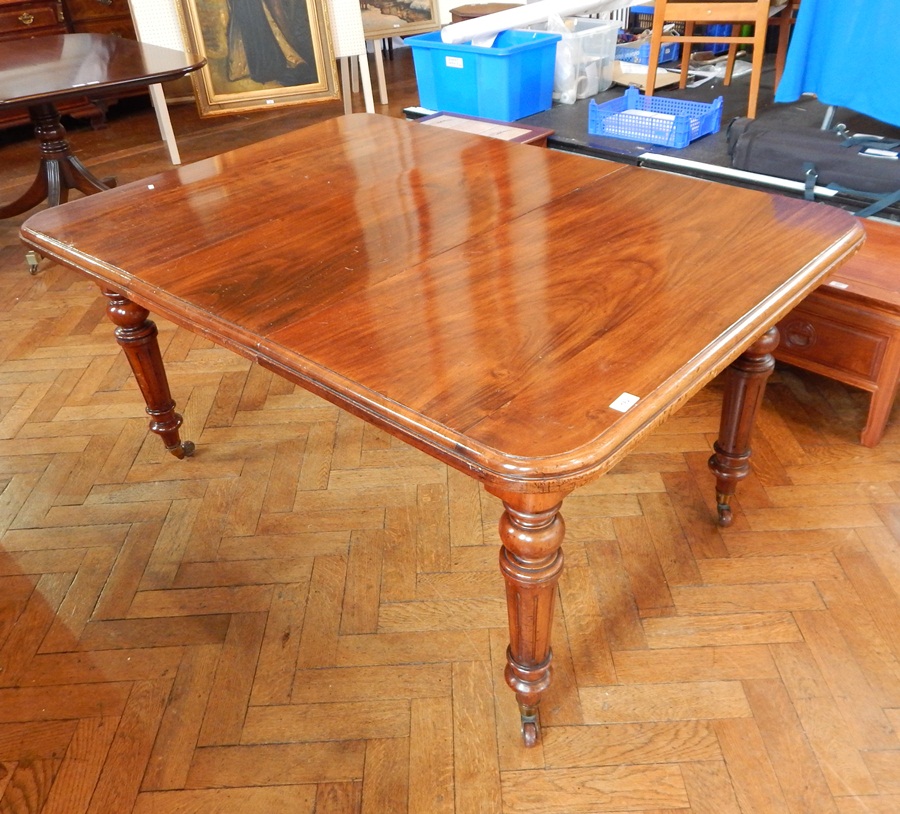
[703,23,732,55]
[406,30,562,122]
[588,87,723,149]
[615,39,681,65]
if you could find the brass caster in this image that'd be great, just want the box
[716,496,733,527]
[25,250,40,275]
[521,713,540,747]
[168,440,196,459]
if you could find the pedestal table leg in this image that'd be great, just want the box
[102,289,194,459]
[491,488,568,746]
[708,326,780,526]
[0,103,113,220]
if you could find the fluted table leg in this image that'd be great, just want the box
[709,326,780,526]
[492,489,568,746]
[102,289,194,459]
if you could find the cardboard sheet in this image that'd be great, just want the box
[612,61,681,91]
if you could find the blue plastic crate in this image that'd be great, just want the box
[588,86,723,149]
[629,4,656,30]
[615,39,681,65]
[406,30,561,122]
[703,23,732,55]
[628,6,685,35]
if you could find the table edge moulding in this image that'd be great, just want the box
[18,113,865,746]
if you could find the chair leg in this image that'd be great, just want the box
[746,37,765,118]
[746,3,772,119]
[722,44,737,85]
[773,0,797,90]
[644,1,668,98]
[724,25,740,86]
[372,40,388,105]
[340,57,353,116]
[679,21,694,88]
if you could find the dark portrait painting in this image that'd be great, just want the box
[180,0,338,115]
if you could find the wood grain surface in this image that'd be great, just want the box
[21,113,863,489]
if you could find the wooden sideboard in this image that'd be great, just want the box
[774,218,900,447]
[0,0,65,41]
[0,0,68,126]
[0,0,139,129]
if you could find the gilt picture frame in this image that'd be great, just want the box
[359,0,440,40]
[178,0,339,116]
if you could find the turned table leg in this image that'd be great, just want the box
[492,489,567,747]
[103,289,194,459]
[708,326,780,526]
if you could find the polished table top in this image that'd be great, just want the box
[0,33,204,109]
[21,113,862,491]
[20,114,863,744]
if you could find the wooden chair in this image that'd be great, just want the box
[644,1,777,119]
[770,0,800,90]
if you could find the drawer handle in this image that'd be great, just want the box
[783,319,817,349]
[18,12,35,24]
[96,0,113,5]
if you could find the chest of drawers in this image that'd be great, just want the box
[774,219,900,447]
[1,0,141,129]
[0,1,69,126]
[64,0,134,38]
[0,0,65,42]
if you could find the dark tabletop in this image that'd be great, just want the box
[0,33,204,110]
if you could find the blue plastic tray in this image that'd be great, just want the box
[588,87,723,149]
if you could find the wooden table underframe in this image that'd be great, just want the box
[20,114,864,746]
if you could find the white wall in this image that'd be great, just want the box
[128,0,187,50]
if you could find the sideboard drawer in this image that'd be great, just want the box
[0,3,62,35]
[69,15,133,37]
[776,300,890,390]
[63,0,135,41]
[64,0,129,21]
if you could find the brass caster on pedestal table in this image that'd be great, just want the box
[25,251,40,275]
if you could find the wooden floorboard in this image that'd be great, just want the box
[1,47,899,813]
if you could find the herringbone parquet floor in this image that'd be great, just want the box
[1,49,899,813]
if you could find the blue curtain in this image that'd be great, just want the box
[775,0,900,127]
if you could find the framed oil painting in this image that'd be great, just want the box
[178,0,339,116]
[360,0,439,40]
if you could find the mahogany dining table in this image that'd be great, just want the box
[0,33,203,221]
[19,113,863,746]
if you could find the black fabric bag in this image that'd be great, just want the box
[727,117,900,217]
